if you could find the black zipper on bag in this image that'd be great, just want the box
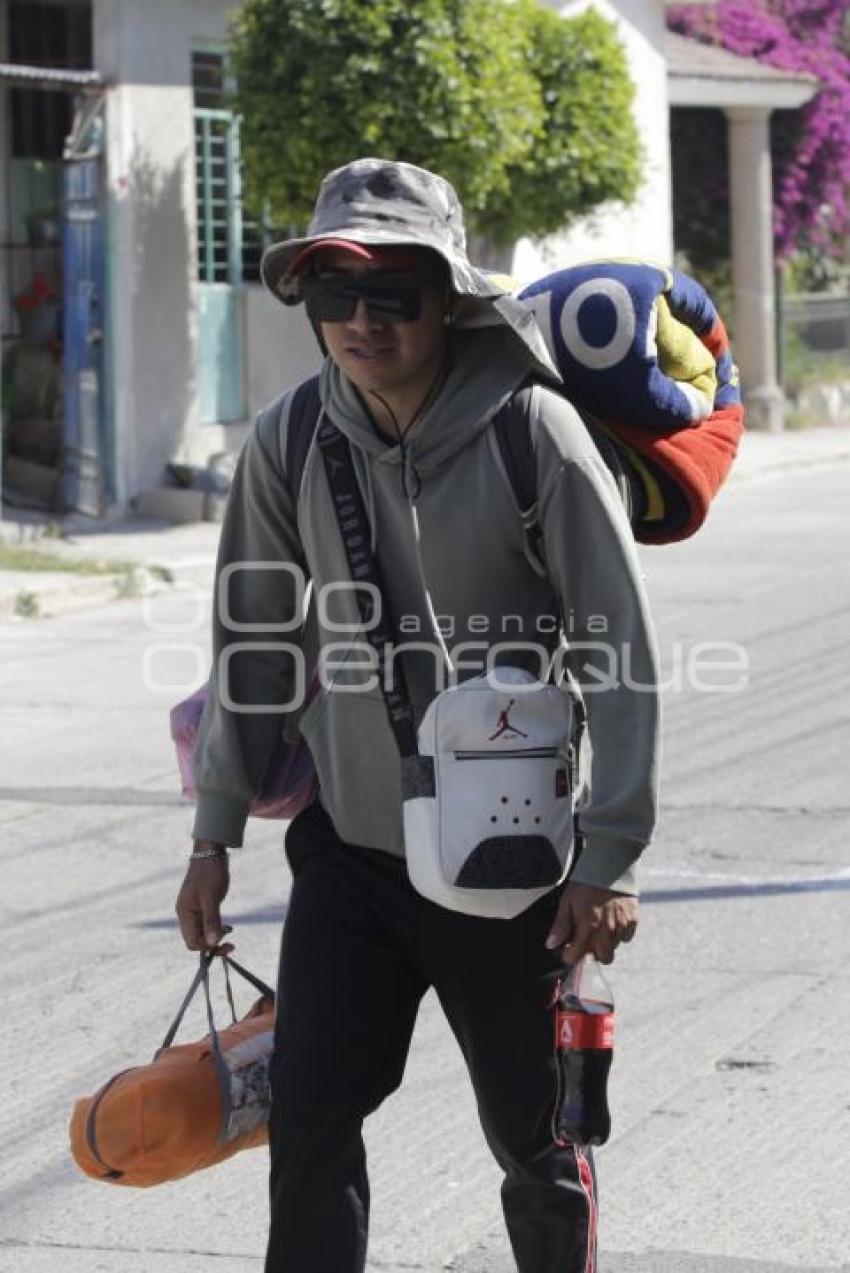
[453,747,559,761]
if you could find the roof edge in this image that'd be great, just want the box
[0,61,106,90]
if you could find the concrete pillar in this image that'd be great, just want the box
[726,106,785,431]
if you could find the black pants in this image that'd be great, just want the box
[265,802,599,1273]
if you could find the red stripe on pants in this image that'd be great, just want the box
[574,1145,597,1273]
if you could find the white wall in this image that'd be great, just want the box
[95,0,202,500]
[93,0,314,502]
[513,0,673,283]
[244,288,323,419]
[169,291,323,468]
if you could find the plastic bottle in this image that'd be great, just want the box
[551,957,615,1146]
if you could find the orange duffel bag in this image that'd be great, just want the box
[69,952,276,1187]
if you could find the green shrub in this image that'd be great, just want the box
[482,4,643,244]
[229,0,643,244]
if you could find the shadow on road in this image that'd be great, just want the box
[135,904,288,931]
[644,876,850,903]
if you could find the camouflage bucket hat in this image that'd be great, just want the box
[260,157,559,381]
[261,157,500,305]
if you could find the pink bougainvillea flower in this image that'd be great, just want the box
[667,1,850,260]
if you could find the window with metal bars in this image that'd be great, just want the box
[9,0,92,68]
[192,51,239,284]
[191,50,270,284]
[193,109,240,283]
[9,0,92,160]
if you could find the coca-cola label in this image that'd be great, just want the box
[555,1010,614,1051]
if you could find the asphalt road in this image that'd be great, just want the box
[0,462,848,1273]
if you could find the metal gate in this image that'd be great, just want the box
[62,97,108,515]
[195,106,246,423]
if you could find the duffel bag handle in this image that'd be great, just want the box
[224,953,276,1001]
[157,953,275,1059]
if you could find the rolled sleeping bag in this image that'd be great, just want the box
[517,261,745,543]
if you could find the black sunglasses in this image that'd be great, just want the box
[301,272,431,324]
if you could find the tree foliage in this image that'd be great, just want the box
[229,0,642,244]
[482,4,642,243]
[667,1,850,265]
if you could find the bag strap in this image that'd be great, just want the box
[158,954,210,1054]
[492,387,544,567]
[283,373,323,502]
[157,952,274,1056]
[316,414,419,759]
[582,414,636,523]
[223,954,276,1001]
[493,387,638,555]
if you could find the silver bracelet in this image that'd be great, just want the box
[190,845,229,861]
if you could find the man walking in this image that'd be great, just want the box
[176,158,659,1272]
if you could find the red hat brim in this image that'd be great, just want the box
[287,238,427,278]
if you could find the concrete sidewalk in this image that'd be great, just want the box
[0,517,221,620]
[2,423,849,621]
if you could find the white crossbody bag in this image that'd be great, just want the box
[402,667,575,917]
[317,415,577,919]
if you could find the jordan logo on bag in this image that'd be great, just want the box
[488,698,529,742]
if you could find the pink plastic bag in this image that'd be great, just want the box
[170,682,318,820]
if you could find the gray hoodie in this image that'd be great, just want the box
[192,324,660,895]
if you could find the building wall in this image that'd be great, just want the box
[94,0,320,503]
[513,0,673,283]
[245,288,321,418]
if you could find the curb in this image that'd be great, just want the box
[728,445,850,485]
[727,427,850,487]
[0,566,166,622]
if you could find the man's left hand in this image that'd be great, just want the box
[545,881,638,965]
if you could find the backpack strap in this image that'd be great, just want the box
[582,414,637,524]
[492,386,545,570]
[283,373,323,501]
[493,386,638,566]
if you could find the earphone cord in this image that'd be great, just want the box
[367,366,455,678]
[372,393,420,502]
[367,357,447,502]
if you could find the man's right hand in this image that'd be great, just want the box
[175,845,234,953]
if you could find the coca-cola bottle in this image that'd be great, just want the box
[551,957,614,1146]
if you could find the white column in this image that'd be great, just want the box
[726,106,785,431]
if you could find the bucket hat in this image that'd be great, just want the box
[260,157,559,381]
